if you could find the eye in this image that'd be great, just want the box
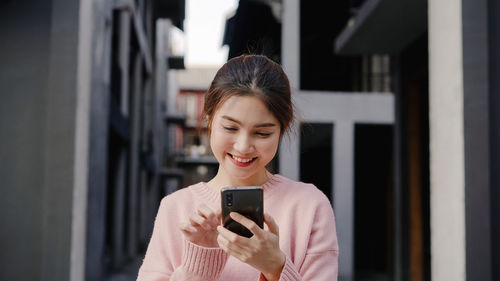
[223,126,237,132]
[256,132,271,137]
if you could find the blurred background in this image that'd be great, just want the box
[0,0,498,280]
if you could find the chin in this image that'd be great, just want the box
[226,168,258,182]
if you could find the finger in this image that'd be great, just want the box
[217,233,244,256]
[217,232,257,264]
[217,225,241,242]
[216,233,229,252]
[264,213,279,236]
[197,205,218,226]
[189,213,211,230]
[179,223,198,235]
[229,212,264,238]
[217,225,252,247]
[217,231,247,255]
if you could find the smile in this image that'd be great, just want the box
[228,153,257,165]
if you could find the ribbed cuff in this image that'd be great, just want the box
[258,255,302,281]
[278,256,302,281]
[182,240,229,279]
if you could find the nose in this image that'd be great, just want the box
[233,133,254,154]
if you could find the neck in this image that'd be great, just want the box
[207,168,273,192]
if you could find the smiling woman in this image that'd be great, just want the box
[137,55,339,281]
[209,95,281,186]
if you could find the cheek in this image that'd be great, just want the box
[259,137,280,157]
[210,128,231,150]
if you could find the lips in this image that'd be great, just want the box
[227,153,257,167]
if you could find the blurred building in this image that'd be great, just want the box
[0,0,185,280]
[333,0,499,281]
[167,67,219,188]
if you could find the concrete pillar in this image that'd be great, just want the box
[0,1,52,279]
[84,0,113,279]
[281,0,300,89]
[428,1,466,280]
[430,0,497,279]
[0,0,92,280]
[333,121,354,280]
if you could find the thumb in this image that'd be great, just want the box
[264,213,279,236]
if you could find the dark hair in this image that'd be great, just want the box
[202,54,293,136]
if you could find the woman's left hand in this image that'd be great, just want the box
[216,212,285,281]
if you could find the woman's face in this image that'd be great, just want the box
[209,95,281,185]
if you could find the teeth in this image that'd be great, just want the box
[232,155,253,163]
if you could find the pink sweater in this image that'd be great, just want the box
[137,174,339,281]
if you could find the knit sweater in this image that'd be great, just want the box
[137,174,339,281]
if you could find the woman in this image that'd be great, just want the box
[137,55,338,281]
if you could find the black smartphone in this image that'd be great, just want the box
[221,186,264,238]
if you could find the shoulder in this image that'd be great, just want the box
[162,183,195,201]
[269,174,330,204]
[159,182,206,212]
[266,175,333,218]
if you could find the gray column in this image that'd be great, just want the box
[119,10,131,115]
[281,0,300,89]
[429,0,466,280]
[279,122,300,181]
[127,53,143,258]
[42,0,83,280]
[333,121,354,281]
[0,1,51,280]
[84,1,113,280]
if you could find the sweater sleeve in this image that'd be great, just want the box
[297,193,339,281]
[137,197,229,281]
[259,190,339,281]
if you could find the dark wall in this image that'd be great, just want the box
[0,0,81,280]
[489,0,500,280]
[300,0,358,91]
[393,33,430,281]
[0,1,51,279]
[299,123,333,200]
[224,0,281,62]
[354,124,394,280]
[462,0,494,280]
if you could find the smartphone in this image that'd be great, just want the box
[221,186,264,238]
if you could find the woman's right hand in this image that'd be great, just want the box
[179,204,221,248]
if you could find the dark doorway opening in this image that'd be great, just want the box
[299,123,333,200]
[354,124,394,281]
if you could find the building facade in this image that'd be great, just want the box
[0,0,184,280]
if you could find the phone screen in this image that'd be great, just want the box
[221,186,264,238]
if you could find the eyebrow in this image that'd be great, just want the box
[221,115,277,128]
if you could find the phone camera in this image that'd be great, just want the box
[226,193,233,206]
